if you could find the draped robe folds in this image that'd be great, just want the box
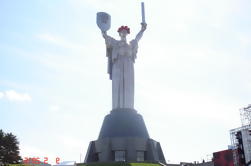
[105,36,138,109]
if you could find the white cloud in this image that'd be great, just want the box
[49,105,60,112]
[239,34,251,47]
[0,92,4,99]
[3,90,32,102]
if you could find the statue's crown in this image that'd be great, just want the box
[117,26,130,34]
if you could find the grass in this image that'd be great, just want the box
[77,162,161,166]
[130,163,161,166]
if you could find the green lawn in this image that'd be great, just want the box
[77,163,160,166]
[130,163,161,166]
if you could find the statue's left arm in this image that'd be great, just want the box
[135,23,147,42]
[130,23,147,62]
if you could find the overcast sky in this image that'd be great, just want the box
[1,0,251,164]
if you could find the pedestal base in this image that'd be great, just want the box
[85,137,165,163]
[84,109,166,163]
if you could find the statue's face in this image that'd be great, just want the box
[119,30,128,38]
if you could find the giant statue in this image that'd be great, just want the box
[84,3,166,163]
[97,5,147,109]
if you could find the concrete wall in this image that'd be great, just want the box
[85,137,166,163]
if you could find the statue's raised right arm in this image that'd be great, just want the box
[135,23,147,42]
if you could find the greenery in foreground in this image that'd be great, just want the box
[77,163,161,166]
[0,129,22,164]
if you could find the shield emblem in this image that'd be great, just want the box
[96,12,111,32]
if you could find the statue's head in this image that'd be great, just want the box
[118,26,130,38]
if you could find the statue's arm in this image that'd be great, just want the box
[102,31,108,40]
[101,31,116,47]
[101,31,114,41]
[135,23,147,42]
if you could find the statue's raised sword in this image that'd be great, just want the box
[141,2,146,24]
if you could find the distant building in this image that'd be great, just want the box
[195,162,214,166]
[54,161,76,166]
[230,125,251,166]
[229,104,251,166]
[166,161,213,166]
[212,149,234,166]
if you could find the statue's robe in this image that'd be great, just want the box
[105,36,138,109]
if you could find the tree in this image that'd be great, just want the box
[0,129,22,164]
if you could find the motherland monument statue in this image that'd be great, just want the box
[84,3,166,163]
[97,3,147,109]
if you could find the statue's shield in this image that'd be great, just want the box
[96,12,111,32]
